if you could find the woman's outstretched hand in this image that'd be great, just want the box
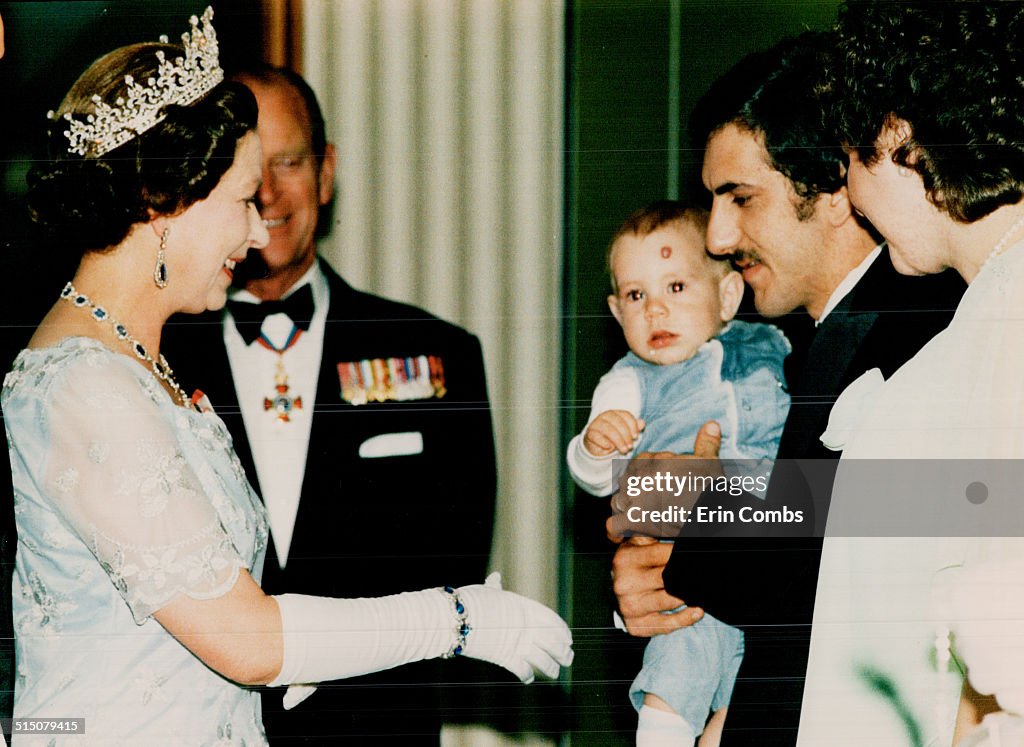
[459,572,574,684]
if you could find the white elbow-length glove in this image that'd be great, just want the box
[269,572,573,708]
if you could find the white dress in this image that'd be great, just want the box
[2,338,270,746]
[798,243,1024,745]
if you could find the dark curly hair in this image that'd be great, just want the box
[690,32,844,218]
[27,42,258,255]
[828,1,1024,223]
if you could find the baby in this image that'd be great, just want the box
[567,200,790,746]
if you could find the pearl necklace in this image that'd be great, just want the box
[60,282,189,407]
[980,211,1024,271]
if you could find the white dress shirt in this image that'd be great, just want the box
[816,243,883,326]
[224,263,329,567]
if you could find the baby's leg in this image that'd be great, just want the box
[630,615,744,747]
[637,693,697,747]
[630,618,722,747]
[696,707,727,747]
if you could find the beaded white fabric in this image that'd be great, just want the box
[2,337,269,745]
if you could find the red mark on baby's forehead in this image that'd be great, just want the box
[660,246,672,259]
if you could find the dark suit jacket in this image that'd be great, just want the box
[164,260,497,745]
[663,250,965,745]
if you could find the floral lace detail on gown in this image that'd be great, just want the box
[3,338,269,745]
[6,339,264,622]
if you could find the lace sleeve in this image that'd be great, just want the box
[38,352,246,624]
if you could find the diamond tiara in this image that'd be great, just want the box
[48,6,223,157]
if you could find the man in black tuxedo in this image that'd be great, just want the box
[164,65,496,744]
[609,35,964,745]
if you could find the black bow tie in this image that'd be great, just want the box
[228,284,315,345]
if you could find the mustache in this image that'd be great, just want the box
[230,252,270,288]
[728,250,761,266]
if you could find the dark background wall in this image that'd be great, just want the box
[562,1,839,742]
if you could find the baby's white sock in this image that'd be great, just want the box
[636,704,697,746]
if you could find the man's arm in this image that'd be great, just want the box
[613,529,823,632]
[610,422,824,629]
[662,537,823,626]
[664,455,829,625]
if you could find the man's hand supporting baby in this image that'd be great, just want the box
[605,420,724,540]
[607,420,722,636]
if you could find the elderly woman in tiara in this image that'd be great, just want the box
[3,9,571,745]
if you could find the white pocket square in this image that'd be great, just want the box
[358,431,424,458]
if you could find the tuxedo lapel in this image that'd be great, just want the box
[800,302,877,399]
[776,248,964,460]
[165,312,262,497]
[280,267,354,566]
[777,255,889,460]
[211,322,262,500]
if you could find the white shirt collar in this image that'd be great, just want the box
[816,244,884,326]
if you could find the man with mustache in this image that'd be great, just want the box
[165,64,497,744]
[610,34,964,745]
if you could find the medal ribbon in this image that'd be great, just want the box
[258,325,304,422]
[256,325,303,354]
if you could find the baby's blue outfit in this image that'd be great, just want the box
[619,320,789,460]
[611,321,790,730]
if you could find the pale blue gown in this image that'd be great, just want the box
[2,338,270,746]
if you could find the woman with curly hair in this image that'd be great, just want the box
[800,3,1024,745]
[3,9,571,745]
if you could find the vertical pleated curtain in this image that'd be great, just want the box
[302,0,565,668]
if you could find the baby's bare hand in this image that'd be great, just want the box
[583,410,645,456]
